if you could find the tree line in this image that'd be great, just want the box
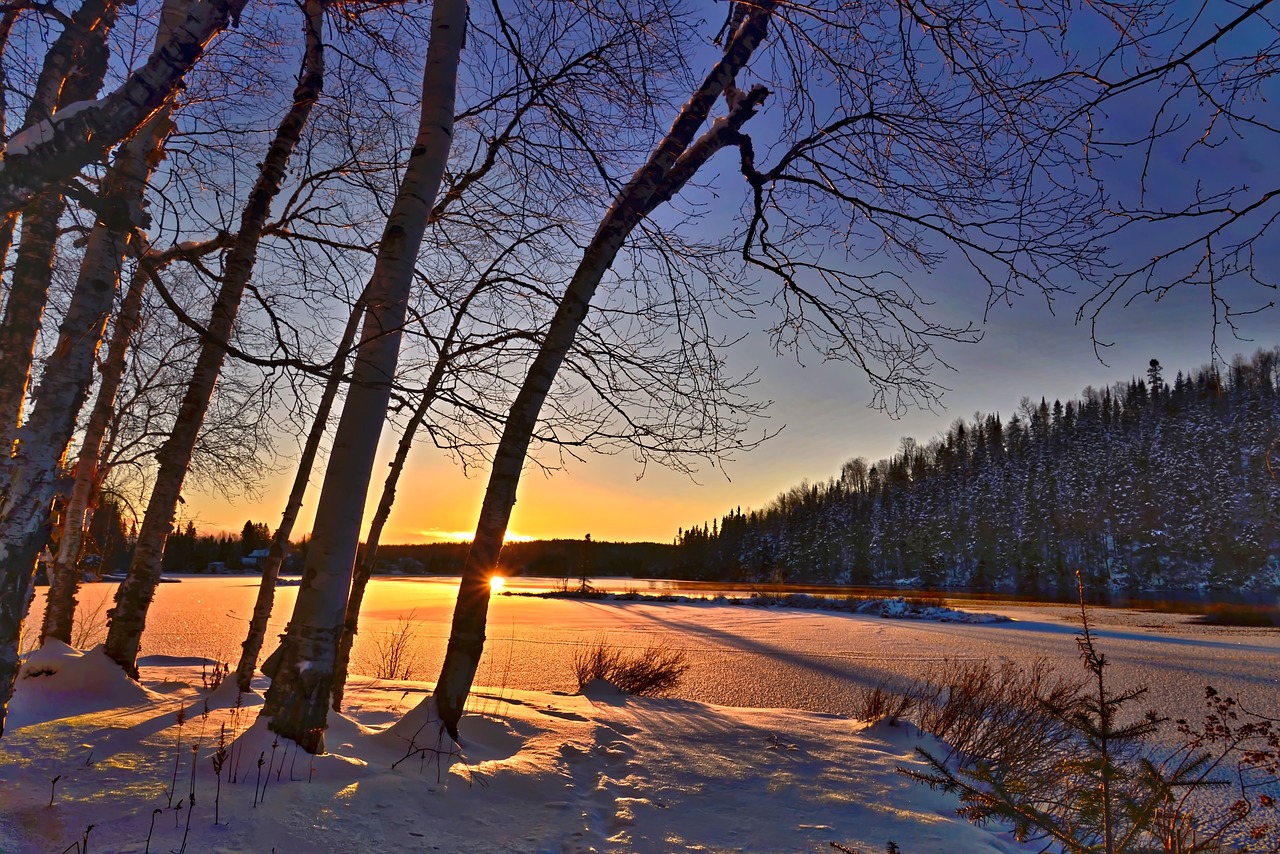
[1,0,1276,749]
[675,350,1280,593]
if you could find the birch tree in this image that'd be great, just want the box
[431,2,777,736]
[0,0,199,734]
[258,0,466,754]
[0,0,252,214]
[0,0,122,477]
[27,0,200,649]
[427,0,1154,735]
[233,291,364,691]
[40,244,231,644]
[103,0,327,677]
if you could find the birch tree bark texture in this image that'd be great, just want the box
[259,0,466,755]
[0,0,139,738]
[36,0,193,648]
[0,0,122,483]
[234,290,365,692]
[430,3,777,739]
[103,0,327,678]
[0,0,252,215]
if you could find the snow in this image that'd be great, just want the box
[524,589,1012,623]
[3,99,101,158]
[3,120,54,158]
[5,577,1277,852]
[10,642,159,730]
[0,654,1034,853]
[49,99,100,122]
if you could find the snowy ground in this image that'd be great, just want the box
[3,577,1277,852]
[1,646,1045,854]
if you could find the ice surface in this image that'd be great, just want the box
[5,577,1275,852]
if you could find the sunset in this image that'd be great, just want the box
[1,0,1277,851]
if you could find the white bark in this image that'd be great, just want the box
[38,0,193,647]
[0,0,251,215]
[260,0,467,755]
[103,0,325,677]
[41,263,150,645]
[0,0,142,738]
[431,4,775,737]
[330,283,476,709]
[234,289,365,692]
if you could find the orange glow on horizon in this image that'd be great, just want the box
[417,529,537,544]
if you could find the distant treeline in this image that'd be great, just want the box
[374,539,675,579]
[674,349,1280,593]
[105,522,676,581]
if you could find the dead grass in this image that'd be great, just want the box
[355,612,422,681]
[72,586,112,649]
[854,659,1081,768]
[573,636,688,697]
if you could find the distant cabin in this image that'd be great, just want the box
[207,561,228,574]
[242,548,270,569]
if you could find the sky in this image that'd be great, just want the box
[181,280,1274,546]
[178,2,1279,547]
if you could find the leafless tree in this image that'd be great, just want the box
[103,0,328,678]
[0,0,253,213]
[258,0,467,755]
[428,0,1159,736]
[1074,0,1279,361]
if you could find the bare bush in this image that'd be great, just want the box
[71,587,112,649]
[852,678,918,727]
[900,591,1280,853]
[201,660,230,692]
[853,659,1081,770]
[573,637,688,698]
[914,659,1081,771]
[356,613,421,681]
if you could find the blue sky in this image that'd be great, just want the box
[182,0,1279,545]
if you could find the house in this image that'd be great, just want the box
[242,548,270,569]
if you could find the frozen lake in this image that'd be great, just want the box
[23,576,1280,730]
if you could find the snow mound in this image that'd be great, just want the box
[10,642,158,728]
[853,595,1010,623]
[579,676,625,697]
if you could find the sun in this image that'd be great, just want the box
[489,575,505,592]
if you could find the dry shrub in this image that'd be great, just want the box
[573,637,688,697]
[896,597,1280,853]
[357,612,421,681]
[852,678,918,725]
[854,659,1080,766]
[72,586,112,649]
[913,658,1081,769]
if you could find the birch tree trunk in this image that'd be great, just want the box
[103,0,326,678]
[0,193,64,463]
[0,0,120,482]
[260,0,466,755]
[36,0,193,647]
[0,0,129,738]
[234,293,365,692]
[431,5,775,738]
[329,288,476,709]
[40,264,149,645]
[0,9,16,281]
[0,0,251,215]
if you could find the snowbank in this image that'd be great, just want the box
[0,654,1036,853]
[515,589,1012,623]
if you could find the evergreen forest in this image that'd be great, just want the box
[674,349,1280,593]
